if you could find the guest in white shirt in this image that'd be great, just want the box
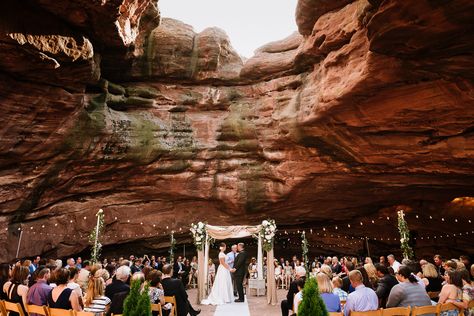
[388,254,401,273]
[293,278,306,315]
[344,270,379,316]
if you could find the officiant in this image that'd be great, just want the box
[226,244,239,296]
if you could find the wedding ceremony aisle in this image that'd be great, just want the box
[213,296,250,316]
[188,288,284,316]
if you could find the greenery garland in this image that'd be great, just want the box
[260,219,276,252]
[397,210,414,259]
[301,230,309,277]
[88,209,104,264]
[169,231,176,264]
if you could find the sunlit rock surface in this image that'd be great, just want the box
[0,0,473,261]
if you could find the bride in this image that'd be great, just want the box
[201,242,234,305]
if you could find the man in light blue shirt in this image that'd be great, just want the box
[226,244,238,268]
[344,270,379,316]
[226,244,238,296]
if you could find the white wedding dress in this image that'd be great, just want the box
[201,252,234,305]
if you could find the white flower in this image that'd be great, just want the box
[196,236,202,241]
[198,222,204,229]
[270,226,275,232]
[262,220,269,226]
[265,228,270,233]
[265,235,272,240]
[400,238,405,243]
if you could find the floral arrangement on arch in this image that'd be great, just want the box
[260,219,276,252]
[190,222,207,251]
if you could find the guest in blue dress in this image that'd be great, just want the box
[316,272,341,312]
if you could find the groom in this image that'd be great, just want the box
[231,242,248,302]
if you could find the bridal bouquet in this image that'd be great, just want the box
[190,222,206,251]
[260,219,276,251]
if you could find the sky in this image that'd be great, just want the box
[158,0,298,58]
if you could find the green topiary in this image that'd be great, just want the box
[298,277,328,316]
[123,280,151,316]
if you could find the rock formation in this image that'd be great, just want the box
[0,0,473,262]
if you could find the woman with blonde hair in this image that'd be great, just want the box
[316,273,341,312]
[320,264,333,280]
[208,259,215,287]
[83,276,110,315]
[364,263,379,289]
[422,263,442,292]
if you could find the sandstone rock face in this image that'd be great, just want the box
[0,0,473,262]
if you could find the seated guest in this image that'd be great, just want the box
[105,265,130,300]
[341,262,355,293]
[293,278,305,315]
[344,270,378,316]
[67,267,83,304]
[386,266,432,309]
[375,263,398,307]
[84,275,111,315]
[316,273,341,312]
[104,264,116,286]
[364,263,379,289]
[47,268,81,311]
[357,267,373,289]
[388,254,401,273]
[438,269,464,315]
[3,265,29,316]
[161,264,200,316]
[320,264,333,280]
[331,257,342,274]
[106,266,131,316]
[27,267,52,307]
[332,277,348,301]
[281,266,306,316]
[131,259,142,275]
[147,270,171,316]
[77,261,91,294]
[0,263,11,300]
[422,263,443,292]
[434,255,446,277]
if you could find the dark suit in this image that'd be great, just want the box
[280,277,305,316]
[162,277,193,316]
[232,250,248,301]
[376,274,398,307]
[173,261,184,279]
[105,279,130,300]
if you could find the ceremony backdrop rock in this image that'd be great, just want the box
[1,0,473,262]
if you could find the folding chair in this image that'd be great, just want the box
[411,305,440,316]
[26,304,48,316]
[351,310,383,316]
[151,303,163,316]
[164,296,177,316]
[47,308,74,316]
[382,306,411,316]
[4,301,26,316]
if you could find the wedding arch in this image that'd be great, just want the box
[190,220,278,305]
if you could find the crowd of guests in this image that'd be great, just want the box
[0,255,201,316]
[280,254,474,316]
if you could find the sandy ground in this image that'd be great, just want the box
[187,287,286,316]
